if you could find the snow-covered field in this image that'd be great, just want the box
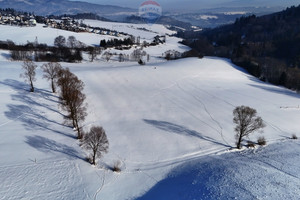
[1,21,300,200]
[82,19,176,41]
[0,23,121,46]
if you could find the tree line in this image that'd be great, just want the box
[5,36,84,62]
[20,60,109,165]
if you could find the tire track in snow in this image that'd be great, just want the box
[0,160,86,200]
[124,146,228,171]
[161,88,221,137]
[93,152,126,200]
[175,81,231,147]
[188,81,236,108]
[263,120,292,136]
[151,75,232,146]
[93,170,106,200]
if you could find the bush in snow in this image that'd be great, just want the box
[138,59,145,65]
[257,136,267,146]
[112,160,121,172]
[291,134,298,139]
[81,126,109,165]
[247,141,256,148]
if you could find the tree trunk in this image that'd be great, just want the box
[51,79,56,93]
[74,118,82,139]
[237,133,243,149]
[92,150,96,165]
[30,81,34,92]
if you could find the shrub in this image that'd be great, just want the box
[138,59,145,65]
[112,160,121,172]
[291,134,298,139]
[257,137,266,146]
[247,141,256,148]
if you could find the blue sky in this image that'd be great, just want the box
[69,0,300,11]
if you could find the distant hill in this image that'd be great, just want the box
[183,4,300,90]
[166,6,286,28]
[125,15,193,31]
[0,0,135,16]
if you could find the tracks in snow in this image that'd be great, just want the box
[175,81,231,147]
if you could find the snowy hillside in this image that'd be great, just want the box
[0,20,175,46]
[1,21,300,199]
[0,23,120,46]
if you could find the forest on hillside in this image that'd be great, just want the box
[182,5,300,91]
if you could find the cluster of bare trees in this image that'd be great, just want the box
[20,60,109,165]
[163,50,182,60]
[56,67,87,139]
[54,35,85,49]
[20,61,87,139]
[54,67,109,164]
[100,49,149,64]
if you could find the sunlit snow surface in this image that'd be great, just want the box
[1,21,300,200]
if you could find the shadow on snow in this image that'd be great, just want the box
[136,140,300,200]
[248,83,300,99]
[25,135,83,160]
[143,119,230,148]
[1,79,75,139]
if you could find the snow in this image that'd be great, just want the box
[1,21,300,200]
[0,20,175,46]
[137,140,300,199]
[196,15,218,20]
[0,23,120,46]
[82,19,176,40]
[223,11,247,15]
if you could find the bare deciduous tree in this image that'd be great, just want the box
[57,68,87,139]
[20,60,38,92]
[54,35,66,48]
[67,36,77,49]
[87,47,101,62]
[81,126,109,165]
[233,105,266,149]
[41,62,62,93]
[130,48,146,61]
[102,51,112,62]
[118,53,125,62]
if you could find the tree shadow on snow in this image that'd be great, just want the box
[25,135,83,160]
[1,79,74,138]
[0,52,11,60]
[248,83,300,99]
[143,119,230,148]
[5,104,74,138]
[0,79,60,104]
